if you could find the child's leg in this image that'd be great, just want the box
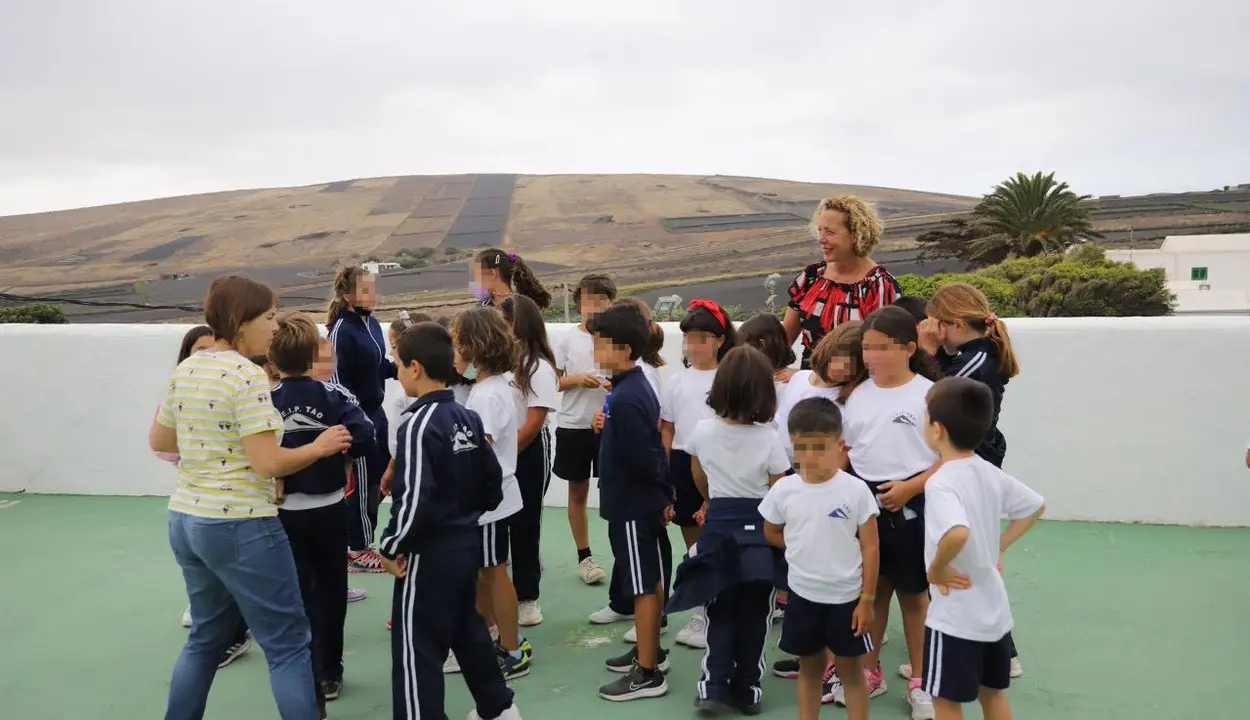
[567,480,591,555]
[728,583,775,707]
[512,429,549,604]
[390,556,453,720]
[796,654,825,720]
[635,592,663,668]
[935,697,966,720]
[696,592,736,706]
[446,546,517,720]
[476,572,496,631]
[897,590,930,686]
[835,656,868,720]
[978,688,1011,720]
[315,502,349,686]
[488,565,520,652]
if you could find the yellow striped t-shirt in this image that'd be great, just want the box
[158,350,284,518]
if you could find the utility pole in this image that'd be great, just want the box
[563,283,571,323]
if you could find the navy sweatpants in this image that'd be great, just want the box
[513,426,551,602]
[348,407,389,551]
[699,582,775,705]
[390,543,514,720]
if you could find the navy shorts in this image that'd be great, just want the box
[669,449,703,527]
[922,627,1013,703]
[877,512,928,595]
[479,520,510,568]
[607,516,666,596]
[778,592,873,659]
[553,427,598,483]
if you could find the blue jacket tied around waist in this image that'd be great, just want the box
[667,497,786,614]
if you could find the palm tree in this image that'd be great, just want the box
[967,172,1102,261]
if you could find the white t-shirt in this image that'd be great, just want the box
[382,378,414,458]
[686,418,790,499]
[660,367,717,451]
[637,359,662,400]
[842,375,937,483]
[758,472,880,604]
[924,456,1045,642]
[775,370,840,459]
[452,383,471,406]
[509,358,560,438]
[467,375,523,524]
[553,326,606,429]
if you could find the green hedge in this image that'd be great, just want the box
[0,304,69,324]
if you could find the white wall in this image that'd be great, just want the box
[3,318,1250,527]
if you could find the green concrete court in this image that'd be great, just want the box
[1,494,1245,719]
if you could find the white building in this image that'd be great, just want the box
[361,261,402,275]
[1107,233,1250,315]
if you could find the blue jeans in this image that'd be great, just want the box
[166,511,321,720]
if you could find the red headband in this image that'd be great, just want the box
[688,299,727,329]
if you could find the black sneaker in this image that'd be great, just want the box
[217,635,252,669]
[320,680,343,701]
[605,646,670,674]
[735,696,763,716]
[771,657,799,678]
[598,663,668,702]
[693,696,736,715]
[498,646,532,680]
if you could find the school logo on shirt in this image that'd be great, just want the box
[828,505,851,521]
[282,408,329,433]
[892,412,918,427]
[452,423,479,453]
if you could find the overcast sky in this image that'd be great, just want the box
[0,0,1247,216]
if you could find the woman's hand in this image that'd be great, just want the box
[313,426,352,457]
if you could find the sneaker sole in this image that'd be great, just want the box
[606,657,671,674]
[695,698,737,715]
[590,615,634,625]
[217,642,251,669]
[599,683,669,701]
[518,616,543,627]
[323,688,342,701]
[504,667,531,680]
[676,637,707,649]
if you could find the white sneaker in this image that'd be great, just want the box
[588,606,634,625]
[899,663,913,680]
[181,606,193,628]
[623,622,669,643]
[443,651,461,674]
[468,703,522,720]
[579,556,607,584]
[908,684,936,720]
[675,608,708,649]
[1010,657,1023,678]
[518,601,544,627]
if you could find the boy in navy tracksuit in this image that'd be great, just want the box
[378,321,523,720]
[328,274,398,568]
[586,303,674,702]
[269,313,376,706]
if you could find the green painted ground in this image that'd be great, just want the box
[0,494,1245,719]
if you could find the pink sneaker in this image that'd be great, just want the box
[348,549,386,574]
[820,661,841,704]
[347,587,367,603]
[832,666,888,705]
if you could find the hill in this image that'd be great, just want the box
[1,174,1247,322]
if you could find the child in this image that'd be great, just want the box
[554,274,615,589]
[268,313,376,705]
[382,311,433,482]
[473,248,554,309]
[760,396,880,720]
[615,297,666,397]
[919,377,1044,720]
[913,282,1026,680]
[378,321,523,720]
[326,265,398,574]
[893,296,929,325]
[500,295,560,628]
[587,303,674,702]
[737,312,798,390]
[775,322,866,461]
[669,345,791,714]
[836,305,942,718]
[659,299,736,649]
[451,308,530,680]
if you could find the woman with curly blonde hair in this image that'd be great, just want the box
[783,196,901,370]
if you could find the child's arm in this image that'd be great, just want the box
[763,522,786,549]
[518,407,548,452]
[923,484,972,593]
[999,472,1046,554]
[378,420,438,560]
[690,455,709,501]
[330,330,357,387]
[878,461,942,512]
[853,515,880,636]
[660,421,675,460]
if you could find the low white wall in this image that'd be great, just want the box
[2,318,1249,527]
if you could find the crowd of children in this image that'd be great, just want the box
[160,246,1044,719]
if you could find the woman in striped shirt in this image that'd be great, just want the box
[151,275,352,720]
[783,196,901,369]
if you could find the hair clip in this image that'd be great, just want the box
[398,309,414,328]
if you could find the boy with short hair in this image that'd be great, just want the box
[760,396,880,720]
[553,273,617,589]
[268,312,376,706]
[920,377,1045,720]
[378,322,523,720]
[586,304,674,702]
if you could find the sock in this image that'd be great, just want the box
[577,547,592,562]
[508,649,523,660]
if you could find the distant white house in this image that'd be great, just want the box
[361,261,402,275]
[1107,233,1250,315]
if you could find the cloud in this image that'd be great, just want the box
[0,0,1247,215]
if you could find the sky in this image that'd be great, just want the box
[0,0,1247,216]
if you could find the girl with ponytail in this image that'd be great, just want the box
[472,248,553,310]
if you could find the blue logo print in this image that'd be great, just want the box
[828,507,849,520]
